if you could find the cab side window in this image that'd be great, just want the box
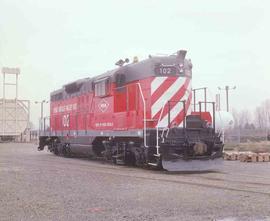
[94,78,110,97]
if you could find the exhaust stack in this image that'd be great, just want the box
[177,50,187,59]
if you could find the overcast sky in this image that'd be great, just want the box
[0,0,269,125]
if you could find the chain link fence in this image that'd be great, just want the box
[224,128,270,144]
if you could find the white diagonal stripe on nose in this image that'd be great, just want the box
[151,77,168,95]
[151,77,186,117]
[157,83,192,127]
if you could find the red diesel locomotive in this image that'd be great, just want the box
[38,50,223,171]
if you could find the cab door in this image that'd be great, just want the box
[114,74,128,129]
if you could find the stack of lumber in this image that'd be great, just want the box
[223,152,270,162]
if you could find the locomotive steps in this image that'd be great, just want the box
[223,151,270,162]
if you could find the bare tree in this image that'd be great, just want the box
[254,99,270,129]
[254,106,265,128]
[238,109,251,128]
[231,108,239,128]
[263,99,270,128]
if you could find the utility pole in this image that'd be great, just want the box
[215,94,221,111]
[35,100,48,131]
[218,86,236,112]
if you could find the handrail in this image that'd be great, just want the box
[136,83,148,148]
[161,127,168,138]
[198,101,216,131]
[155,103,166,155]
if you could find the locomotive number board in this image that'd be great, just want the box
[154,65,178,75]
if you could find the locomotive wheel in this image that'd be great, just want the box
[53,146,59,155]
[124,151,136,166]
[51,142,59,156]
[150,157,163,170]
[62,144,71,158]
[112,156,117,165]
[111,150,117,164]
[156,157,163,170]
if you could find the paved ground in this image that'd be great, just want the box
[1,143,270,221]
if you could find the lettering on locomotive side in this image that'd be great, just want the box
[95,122,113,127]
[53,103,78,113]
[62,114,70,127]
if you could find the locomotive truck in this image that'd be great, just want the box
[38,50,223,171]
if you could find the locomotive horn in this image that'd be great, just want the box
[177,50,187,59]
[115,58,129,66]
[115,59,125,66]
